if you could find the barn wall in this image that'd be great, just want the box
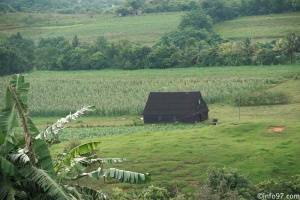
[144,114,204,124]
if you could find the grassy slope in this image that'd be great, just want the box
[1,12,300,45]
[0,12,182,45]
[213,12,300,43]
[50,98,300,194]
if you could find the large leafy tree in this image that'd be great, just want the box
[284,32,300,64]
[0,74,150,199]
[178,9,213,31]
[0,32,35,76]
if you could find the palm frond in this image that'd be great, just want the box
[19,165,71,200]
[54,141,101,177]
[108,168,151,184]
[0,156,18,178]
[72,167,150,184]
[0,108,18,139]
[7,149,30,165]
[33,139,55,176]
[76,185,107,200]
[0,175,15,200]
[35,105,95,141]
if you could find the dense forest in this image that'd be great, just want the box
[0,0,300,75]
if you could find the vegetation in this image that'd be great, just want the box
[1,11,300,76]
[2,0,299,18]
[48,100,300,197]
[0,74,150,199]
[1,66,299,117]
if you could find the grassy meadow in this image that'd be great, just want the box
[0,12,183,45]
[213,12,300,43]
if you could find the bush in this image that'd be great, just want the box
[256,175,300,195]
[140,185,170,200]
[206,167,256,200]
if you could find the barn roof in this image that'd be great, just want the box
[143,92,208,116]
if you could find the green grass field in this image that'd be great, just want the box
[1,12,300,45]
[0,12,183,45]
[49,97,300,194]
[1,66,299,194]
[213,12,300,43]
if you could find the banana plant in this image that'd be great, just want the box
[0,74,150,199]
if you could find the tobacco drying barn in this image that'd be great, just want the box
[143,92,209,124]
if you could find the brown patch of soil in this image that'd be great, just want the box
[268,126,285,132]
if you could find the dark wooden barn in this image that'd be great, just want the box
[143,92,209,124]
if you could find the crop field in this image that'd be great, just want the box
[213,12,300,43]
[1,65,299,117]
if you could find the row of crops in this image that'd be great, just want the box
[0,66,299,117]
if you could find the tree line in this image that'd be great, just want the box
[1,0,300,17]
[1,20,299,75]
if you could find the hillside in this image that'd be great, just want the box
[0,12,183,45]
[1,12,300,45]
[213,12,300,43]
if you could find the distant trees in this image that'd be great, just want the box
[1,0,300,16]
[0,30,299,75]
[0,32,35,76]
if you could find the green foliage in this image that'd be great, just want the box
[0,74,150,199]
[178,9,213,31]
[0,32,35,76]
[206,167,255,200]
[256,175,300,195]
[140,185,170,200]
[1,65,298,118]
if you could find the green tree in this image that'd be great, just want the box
[127,0,145,10]
[0,32,35,75]
[0,74,150,199]
[240,38,257,65]
[35,36,70,70]
[218,41,241,66]
[71,35,80,49]
[178,9,213,31]
[284,32,300,64]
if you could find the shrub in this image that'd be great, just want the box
[140,185,170,200]
[206,167,256,200]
